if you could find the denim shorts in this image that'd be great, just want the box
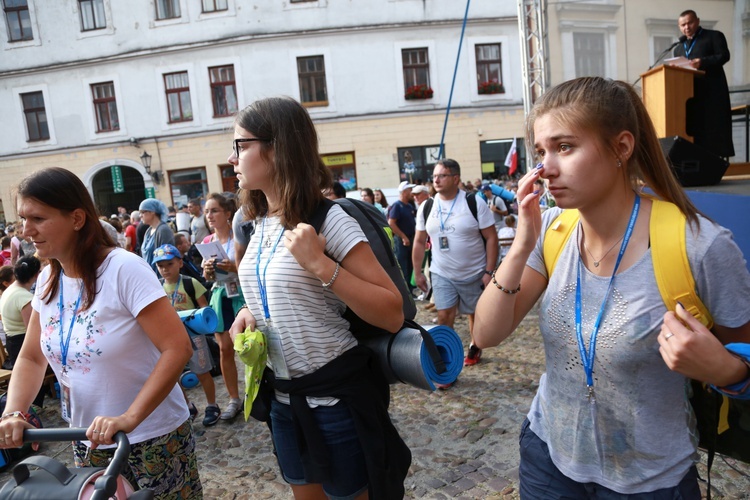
[270,399,368,500]
[431,271,484,314]
[518,418,701,499]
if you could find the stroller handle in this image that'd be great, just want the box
[23,428,132,496]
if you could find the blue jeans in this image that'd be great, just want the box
[518,419,700,499]
[270,399,368,500]
[394,236,414,289]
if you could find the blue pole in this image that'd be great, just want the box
[438,0,471,160]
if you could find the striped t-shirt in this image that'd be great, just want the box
[238,204,367,406]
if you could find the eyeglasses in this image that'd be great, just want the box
[431,173,457,181]
[233,138,265,158]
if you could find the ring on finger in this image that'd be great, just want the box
[665,332,674,340]
[93,430,100,434]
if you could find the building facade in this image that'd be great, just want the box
[0,0,524,220]
[1,0,747,221]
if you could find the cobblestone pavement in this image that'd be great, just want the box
[2,302,749,498]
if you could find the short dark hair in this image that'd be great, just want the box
[332,182,347,199]
[174,232,188,246]
[436,158,461,176]
[679,9,697,19]
[1,236,10,249]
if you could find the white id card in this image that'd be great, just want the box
[60,370,72,424]
[263,324,290,380]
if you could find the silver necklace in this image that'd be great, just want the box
[582,234,625,268]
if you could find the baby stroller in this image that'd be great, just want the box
[0,428,153,499]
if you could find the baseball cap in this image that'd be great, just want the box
[412,185,429,194]
[398,181,416,192]
[153,244,182,263]
[481,184,493,191]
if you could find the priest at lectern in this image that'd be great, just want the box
[671,9,734,158]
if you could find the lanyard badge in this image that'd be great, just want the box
[58,273,84,423]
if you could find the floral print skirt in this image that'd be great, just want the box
[73,420,202,499]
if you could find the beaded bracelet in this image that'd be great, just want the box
[491,270,521,294]
[322,262,341,289]
[0,411,31,423]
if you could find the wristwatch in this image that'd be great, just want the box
[484,270,493,276]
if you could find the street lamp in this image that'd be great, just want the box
[140,150,162,184]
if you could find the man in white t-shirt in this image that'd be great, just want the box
[187,198,210,244]
[412,159,497,381]
[481,184,508,233]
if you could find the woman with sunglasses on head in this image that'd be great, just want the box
[0,167,201,498]
[228,97,410,500]
[200,192,244,422]
[473,77,750,498]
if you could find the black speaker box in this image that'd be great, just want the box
[659,136,729,187]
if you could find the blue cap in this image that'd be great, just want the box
[153,244,181,263]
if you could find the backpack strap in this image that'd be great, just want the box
[650,199,713,328]
[543,209,580,279]
[422,198,434,226]
[182,276,198,309]
[466,192,478,221]
[308,198,335,234]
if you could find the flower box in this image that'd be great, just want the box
[478,81,505,95]
[404,84,434,100]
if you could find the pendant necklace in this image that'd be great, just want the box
[582,234,625,268]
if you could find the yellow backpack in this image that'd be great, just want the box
[542,198,712,327]
[541,199,750,488]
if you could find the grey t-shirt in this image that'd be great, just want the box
[525,205,750,494]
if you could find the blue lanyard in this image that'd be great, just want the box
[58,273,84,372]
[170,275,182,307]
[575,195,640,398]
[683,28,701,58]
[255,218,285,322]
[437,194,459,232]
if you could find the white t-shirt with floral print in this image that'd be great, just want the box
[32,248,188,445]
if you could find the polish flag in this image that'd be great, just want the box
[504,137,518,176]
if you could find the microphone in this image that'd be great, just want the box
[667,35,688,51]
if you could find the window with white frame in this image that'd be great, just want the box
[401,47,433,100]
[21,91,49,141]
[91,82,119,132]
[209,65,237,117]
[476,43,504,94]
[573,32,605,77]
[164,71,193,123]
[297,56,328,106]
[3,0,32,41]
[155,0,180,20]
[652,35,676,65]
[79,0,105,31]
[201,0,226,13]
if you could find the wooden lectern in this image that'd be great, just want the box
[640,65,704,141]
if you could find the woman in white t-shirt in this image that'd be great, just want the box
[229,97,409,499]
[0,167,201,498]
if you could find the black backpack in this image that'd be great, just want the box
[159,275,203,308]
[309,198,445,369]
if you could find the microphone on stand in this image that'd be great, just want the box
[633,36,688,86]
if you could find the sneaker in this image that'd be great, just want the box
[188,402,198,421]
[464,345,482,367]
[203,405,221,426]
[220,399,243,421]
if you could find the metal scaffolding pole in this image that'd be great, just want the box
[517,0,550,117]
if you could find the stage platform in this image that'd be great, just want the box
[684,175,750,272]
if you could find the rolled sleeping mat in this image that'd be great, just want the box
[357,321,463,391]
[178,307,218,335]
[180,371,200,389]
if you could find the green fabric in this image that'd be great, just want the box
[208,283,245,332]
[234,328,268,421]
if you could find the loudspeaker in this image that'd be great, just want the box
[659,136,729,187]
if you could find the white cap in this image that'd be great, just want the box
[412,185,429,194]
[398,181,416,192]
